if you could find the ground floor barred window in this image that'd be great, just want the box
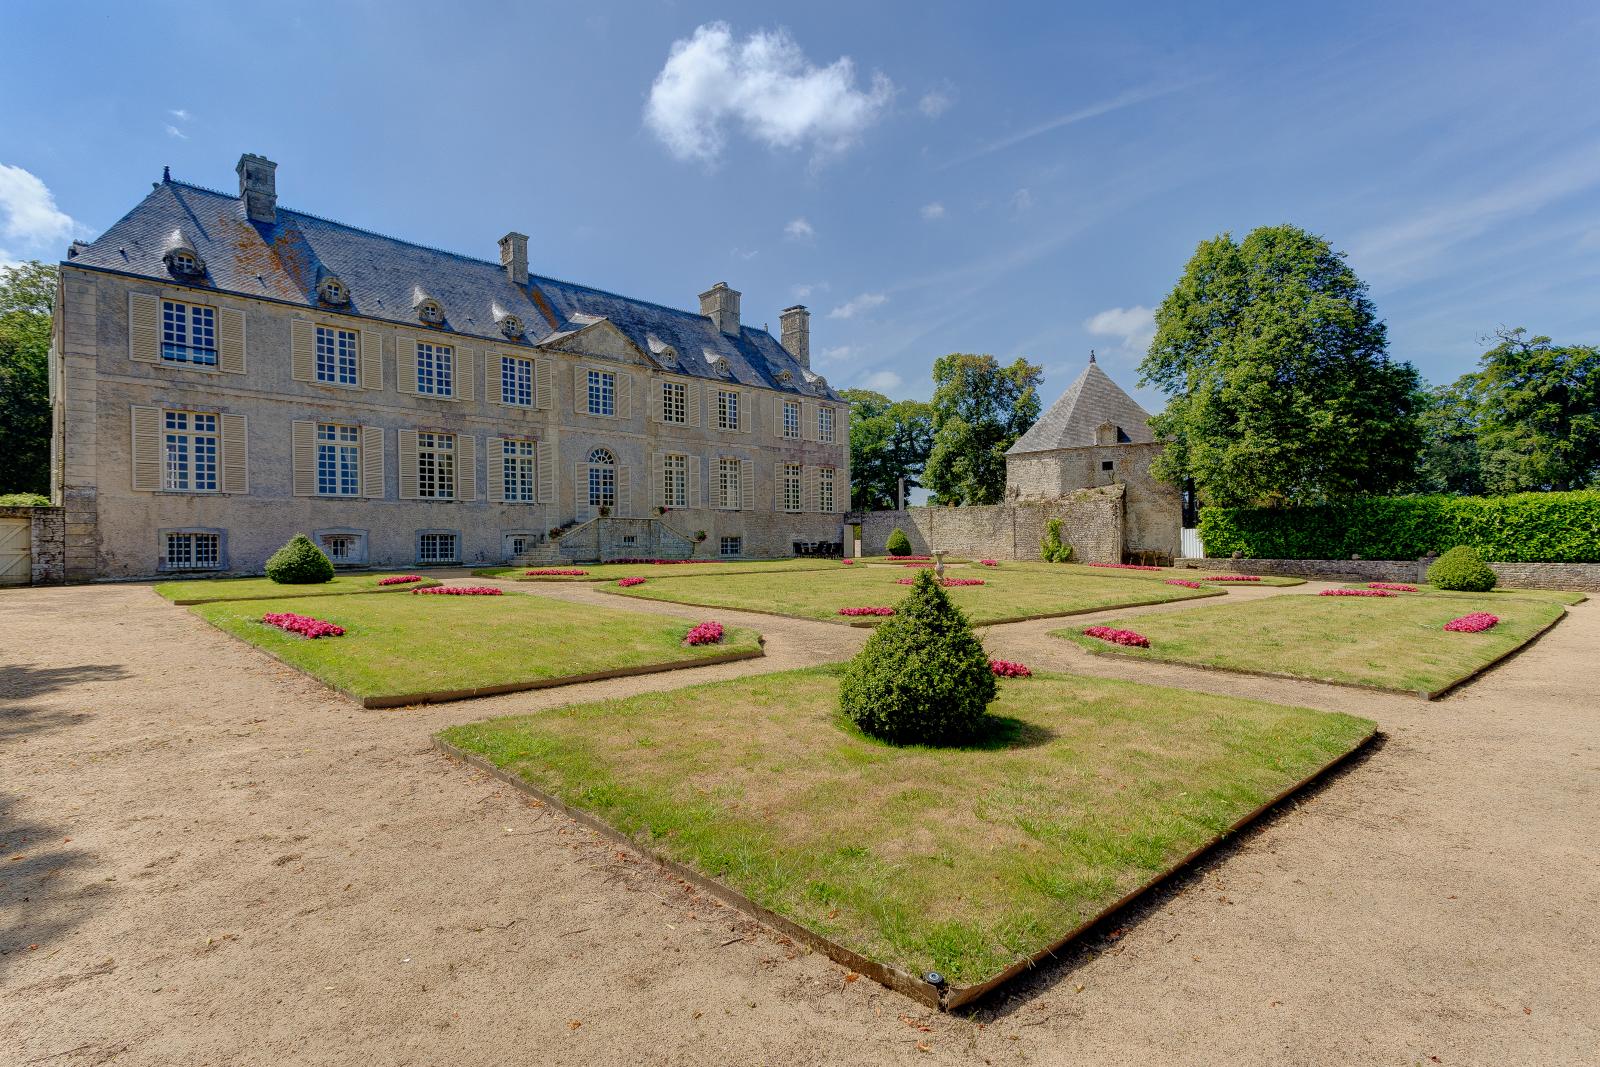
[165,531,220,569]
[418,532,459,564]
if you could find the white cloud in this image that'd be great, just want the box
[730,247,759,260]
[644,22,894,164]
[829,292,887,319]
[784,216,815,241]
[0,163,80,267]
[920,201,945,220]
[1010,187,1034,212]
[164,124,188,140]
[861,369,903,391]
[819,344,853,364]
[169,108,191,121]
[1085,305,1157,353]
[918,87,953,118]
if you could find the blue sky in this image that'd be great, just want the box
[4,0,1600,412]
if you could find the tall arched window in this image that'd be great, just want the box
[587,448,616,509]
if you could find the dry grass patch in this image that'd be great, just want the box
[155,572,442,604]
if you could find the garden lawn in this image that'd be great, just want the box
[472,559,842,582]
[1056,593,1566,695]
[1340,583,1587,606]
[606,565,1220,625]
[1005,562,1305,586]
[190,592,761,705]
[439,667,1373,988]
[156,572,442,604]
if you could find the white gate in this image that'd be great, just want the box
[0,517,30,585]
[1180,527,1204,559]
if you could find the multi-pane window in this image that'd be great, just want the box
[502,356,534,406]
[782,400,800,439]
[416,432,455,499]
[782,463,803,512]
[160,300,217,365]
[661,381,687,424]
[715,390,740,431]
[719,535,742,557]
[322,534,359,562]
[716,457,741,510]
[418,532,458,564]
[663,453,687,508]
[315,326,358,385]
[316,423,360,496]
[818,467,835,512]
[503,439,536,503]
[165,531,220,569]
[818,406,835,444]
[587,447,616,508]
[417,341,454,397]
[163,410,218,491]
[587,370,616,416]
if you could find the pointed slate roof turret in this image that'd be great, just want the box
[1006,354,1156,454]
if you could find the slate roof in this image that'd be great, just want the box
[67,176,834,398]
[1006,359,1156,454]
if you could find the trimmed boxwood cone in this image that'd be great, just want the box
[265,533,335,584]
[839,569,997,745]
[885,528,913,557]
[1426,545,1497,592]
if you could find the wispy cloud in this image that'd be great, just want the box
[0,162,82,267]
[918,85,954,119]
[644,22,894,165]
[730,247,759,261]
[829,292,887,319]
[1010,187,1034,212]
[920,201,945,221]
[784,216,815,241]
[793,280,828,300]
[1085,305,1157,354]
[168,108,191,121]
[819,344,853,364]
[164,125,188,140]
[861,369,903,391]
[935,81,1190,170]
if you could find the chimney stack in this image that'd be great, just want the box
[235,153,277,224]
[699,282,741,335]
[779,305,810,368]
[499,232,528,284]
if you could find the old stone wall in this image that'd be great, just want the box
[1006,442,1179,558]
[857,485,1123,562]
[1181,556,1600,592]
[0,505,65,585]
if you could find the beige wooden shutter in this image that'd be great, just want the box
[219,309,246,374]
[456,435,477,501]
[617,372,632,419]
[774,462,785,512]
[651,452,665,507]
[618,466,631,515]
[535,357,553,410]
[739,389,752,433]
[688,455,702,507]
[740,458,754,511]
[486,355,503,406]
[802,401,817,441]
[455,347,475,402]
[220,413,248,493]
[649,379,661,423]
[688,382,702,427]
[536,439,555,504]
[130,405,162,490]
[574,462,586,512]
[361,425,384,497]
[397,337,418,395]
[573,365,587,414]
[291,320,315,382]
[804,465,818,514]
[128,293,160,363]
[487,438,504,502]
[398,430,419,499]
[360,330,382,390]
[291,420,316,496]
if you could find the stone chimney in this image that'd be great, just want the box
[499,232,528,284]
[779,305,810,368]
[699,282,741,335]
[235,153,277,224]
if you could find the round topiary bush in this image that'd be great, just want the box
[839,570,998,745]
[885,528,913,557]
[265,534,335,585]
[1427,545,1497,592]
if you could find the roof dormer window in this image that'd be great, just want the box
[318,278,348,305]
[417,299,443,324]
[165,248,204,277]
[500,314,524,339]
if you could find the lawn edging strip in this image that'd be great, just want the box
[159,577,443,605]
[431,724,1378,1012]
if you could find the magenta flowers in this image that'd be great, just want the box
[616,577,647,587]
[1088,562,1162,572]
[1165,578,1203,589]
[377,574,424,586]
[978,559,999,567]
[524,568,588,576]
[1083,625,1150,647]
[683,620,725,645]
[412,586,503,596]
[988,659,1032,678]
[1369,582,1418,592]
[1444,612,1499,633]
[841,558,856,565]
[1319,588,1395,597]
[1204,575,1262,582]
[838,606,896,617]
[262,611,345,639]
[894,577,985,587]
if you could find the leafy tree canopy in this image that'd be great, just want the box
[1471,327,1600,493]
[1139,226,1422,507]
[0,261,55,496]
[839,387,933,511]
[923,354,1042,505]
[1412,379,1485,495]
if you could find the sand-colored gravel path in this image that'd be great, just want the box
[2,576,1596,1066]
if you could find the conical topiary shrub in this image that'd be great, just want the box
[265,534,335,585]
[885,528,913,557]
[839,569,998,745]
[1427,545,1497,592]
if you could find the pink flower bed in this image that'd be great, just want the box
[524,568,589,576]
[988,659,1032,678]
[902,563,935,568]
[616,577,647,587]
[838,606,896,617]
[1088,562,1163,572]
[1319,588,1395,597]
[1165,578,1203,589]
[893,577,986,587]
[377,574,424,586]
[683,620,725,645]
[262,611,345,639]
[978,559,999,567]
[1369,583,1418,592]
[412,586,503,596]
[605,558,728,565]
[1444,612,1499,633]
[841,558,856,565]
[889,555,933,561]
[1204,575,1262,582]
[1083,625,1151,648]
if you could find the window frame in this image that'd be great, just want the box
[160,299,219,367]
[502,438,537,503]
[315,422,361,497]
[716,457,741,510]
[415,430,457,500]
[818,406,836,444]
[782,463,803,513]
[661,380,687,424]
[162,409,220,493]
[587,447,617,508]
[663,452,687,508]
[719,535,743,558]
[160,528,225,571]
[314,324,360,387]
[501,355,535,407]
[587,369,617,417]
[782,400,800,440]
[818,466,835,512]
[416,340,455,398]
[715,389,740,432]
[416,531,460,565]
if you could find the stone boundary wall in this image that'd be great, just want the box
[1180,556,1600,592]
[858,487,1122,562]
[0,505,65,585]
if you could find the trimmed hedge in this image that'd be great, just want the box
[885,528,913,557]
[1199,492,1600,563]
[1427,546,1497,592]
[265,533,336,584]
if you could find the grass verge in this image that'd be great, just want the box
[472,559,844,582]
[1339,582,1587,606]
[438,667,1373,990]
[156,572,442,604]
[1005,562,1305,586]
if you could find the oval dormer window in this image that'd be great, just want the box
[418,300,443,324]
[167,249,203,276]
[319,279,348,305]
[500,314,524,339]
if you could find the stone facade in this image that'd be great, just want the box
[1006,441,1178,559]
[0,505,65,585]
[859,486,1124,562]
[1181,557,1600,592]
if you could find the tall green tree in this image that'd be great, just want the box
[1139,225,1422,507]
[839,388,934,510]
[923,353,1042,505]
[0,261,55,496]
[1413,379,1485,495]
[1472,327,1600,492]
